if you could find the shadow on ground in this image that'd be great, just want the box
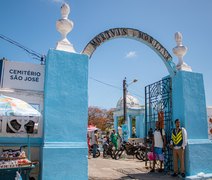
[89,167,181,180]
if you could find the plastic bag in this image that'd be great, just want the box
[147,152,156,161]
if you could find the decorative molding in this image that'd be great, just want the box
[43,142,87,148]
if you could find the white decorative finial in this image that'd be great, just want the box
[55,3,76,53]
[61,3,70,19]
[173,32,192,71]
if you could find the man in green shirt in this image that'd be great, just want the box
[110,129,118,150]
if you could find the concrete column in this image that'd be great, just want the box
[135,115,140,138]
[172,71,212,176]
[113,115,118,132]
[136,115,145,138]
[127,115,132,138]
[41,49,88,180]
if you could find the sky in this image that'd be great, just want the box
[0,0,212,109]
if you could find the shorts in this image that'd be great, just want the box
[154,147,164,161]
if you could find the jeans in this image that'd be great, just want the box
[92,144,98,158]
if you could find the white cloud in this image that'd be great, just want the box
[125,51,137,59]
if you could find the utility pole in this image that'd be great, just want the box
[123,77,127,124]
[123,78,138,124]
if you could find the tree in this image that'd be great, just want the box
[88,106,114,131]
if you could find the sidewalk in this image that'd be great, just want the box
[88,156,180,180]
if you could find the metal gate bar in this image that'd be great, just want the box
[145,77,173,172]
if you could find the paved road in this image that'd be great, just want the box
[88,155,180,180]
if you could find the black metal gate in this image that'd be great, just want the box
[145,77,173,172]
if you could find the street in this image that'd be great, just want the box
[88,155,179,180]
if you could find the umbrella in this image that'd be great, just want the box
[87,125,98,132]
[0,94,41,117]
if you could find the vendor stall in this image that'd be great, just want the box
[0,95,41,179]
[0,147,39,180]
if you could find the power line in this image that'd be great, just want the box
[89,76,144,99]
[89,77,122,90]
[0,34,45,64]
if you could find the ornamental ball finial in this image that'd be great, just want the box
[173,32,192,71]
[61,3,70,19]
[175,32,183,46]
[55,3,76,53]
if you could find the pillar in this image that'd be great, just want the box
[136,114,145,138]
[41,49,88,180]
[113,115,118,132]
[127,115,132,138]
[172,71,212,176]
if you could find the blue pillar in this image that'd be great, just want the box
[172,71,212,176]
[127,115,132,138]
[136,115,144,138]
[41,49,88,180]
[135,116,140,138]
[113,115,118,132]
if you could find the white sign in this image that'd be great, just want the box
[1,61,44,91]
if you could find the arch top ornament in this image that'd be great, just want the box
[82,28,177,76]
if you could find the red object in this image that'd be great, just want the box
[158,111,164,129]
[87,133,91,150]
[147,152,156,161]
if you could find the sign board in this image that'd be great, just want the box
[1,60,44,91]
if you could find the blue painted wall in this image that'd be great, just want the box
[114,116,118,132]
[42,49,88,180]
[172,71,208,139]
[172,71,212,176]
[186,140,212,176]
[136,114,144,138]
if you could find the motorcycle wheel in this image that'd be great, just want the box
[114,150,123,160]
[103,150,107,158]
[136,150,146,161]
[96,150,100,157]
[110,151,115,159]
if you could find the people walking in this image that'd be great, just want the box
[150,121,166,172]
[91,130,98,158]
[170,119,187,178]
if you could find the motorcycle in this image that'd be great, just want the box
[89,144,100,158]
[102,142,115,159]
[114,141,143,160]
[135,143,149,161]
